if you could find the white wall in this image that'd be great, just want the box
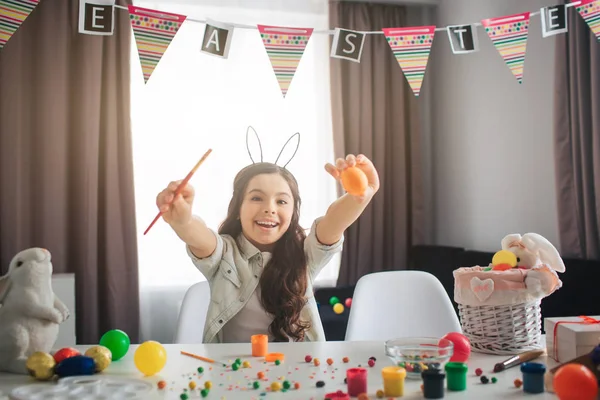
[430,0,560,252]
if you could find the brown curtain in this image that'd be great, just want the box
[330,1,425,285]
[0,0,140,344]
[553,2,600,259]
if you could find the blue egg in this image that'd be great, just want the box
[55,355,96,377]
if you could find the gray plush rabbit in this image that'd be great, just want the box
[0,248,70,374]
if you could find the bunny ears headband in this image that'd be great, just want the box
[246,126,300,169]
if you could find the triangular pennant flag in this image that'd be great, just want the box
[0,0,40,51]
[383,26,435,97]
[128,5,186,84]
[482,12,531,84]
[257,25,313,98]
[576,0,600,41]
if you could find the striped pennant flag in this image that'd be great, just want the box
[482,12,530,84]
[0,0,40,51]
[576,0,600,41]
[383,26,436,97]
[128,5,186,84]
[258,25,313,98]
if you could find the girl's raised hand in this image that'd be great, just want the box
[155,180,195,226]
[325,154,380,201]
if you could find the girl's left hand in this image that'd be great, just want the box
[325,154,380,201]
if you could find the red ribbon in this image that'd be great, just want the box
[552,315,600,361]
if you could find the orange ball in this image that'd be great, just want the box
[341,167,368,196]
[313,358,320,366]
[553,363,598,400]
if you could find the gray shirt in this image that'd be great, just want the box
[186,217,343,343]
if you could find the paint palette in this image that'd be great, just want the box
[9,376,153,400]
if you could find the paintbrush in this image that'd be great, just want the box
[493,349,546,372]
[143,148,212,235]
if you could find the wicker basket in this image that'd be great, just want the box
[457,300,544,355]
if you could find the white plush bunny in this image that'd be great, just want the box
[0,248,70,374]
[501,233,566,272]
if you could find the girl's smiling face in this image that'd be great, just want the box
[239,173,294,252]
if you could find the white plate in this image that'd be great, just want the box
[9,376,153,400]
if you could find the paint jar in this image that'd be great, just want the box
[346,368,367,396]
[445,362,468,391]
[251,334,268,357]
[381,366,406,397]
[520,362,546,394]
[422,368,446,399]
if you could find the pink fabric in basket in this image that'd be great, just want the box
[453,264,561,307]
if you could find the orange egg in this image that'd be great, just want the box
[553,363,598,400]
[341,167,368,196]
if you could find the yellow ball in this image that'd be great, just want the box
[205,380,212,389]
[84,345,112,372]
[134,341,167,376]
[492,250,517,267]
[271,381,282,391]
[333,303,345,314]
[26,352,56,381]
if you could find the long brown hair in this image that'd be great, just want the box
[219,163,310,341]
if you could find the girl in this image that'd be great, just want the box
[156,154,379,343]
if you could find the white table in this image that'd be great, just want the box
[0,340,559,399]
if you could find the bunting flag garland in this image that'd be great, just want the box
[0,0,40,51]
[576,0,600,41]
[128,5,186,84]
[482,12,531,84]
[5,1,600,96]
[257,25,313,98]
[383,26,435,97]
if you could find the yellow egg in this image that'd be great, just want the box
[26,352,56,381]
[492,250,517,267]
[85,345,112,372]
[333,303,345,314]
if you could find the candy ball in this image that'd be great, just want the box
[134,340,167,376]
[492,250,517,267]
[553,363,598,400]
[344,298,352,308]
[329,296,340,306]
[441,332,471,362]
[26,352,56,381]
[99,329,130,361]
[53,347,80,364]
[333,303,344,314]
[84,345,112,372]
[341,166,368,196]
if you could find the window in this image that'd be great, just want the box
[130,1,339,340]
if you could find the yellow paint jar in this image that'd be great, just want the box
[381,366,406,397]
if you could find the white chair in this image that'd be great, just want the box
[345,270,461,341]
[174,281,211,344]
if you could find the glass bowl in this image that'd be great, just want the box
[384,337,454,379]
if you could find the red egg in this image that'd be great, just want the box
[53,347,81,364]
[441,332,471,363]
[344,298,352,308]
[553,363,598,400]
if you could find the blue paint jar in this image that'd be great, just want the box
[520,362,546,394]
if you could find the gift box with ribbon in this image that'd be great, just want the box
[544,315,600,362]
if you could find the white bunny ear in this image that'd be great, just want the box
[274,132,300,168]
[245,126,264,164]
[501,233,522,250]
[522,233,566,273]
[0,274,11,304]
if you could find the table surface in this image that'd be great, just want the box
[0,339,561,399]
